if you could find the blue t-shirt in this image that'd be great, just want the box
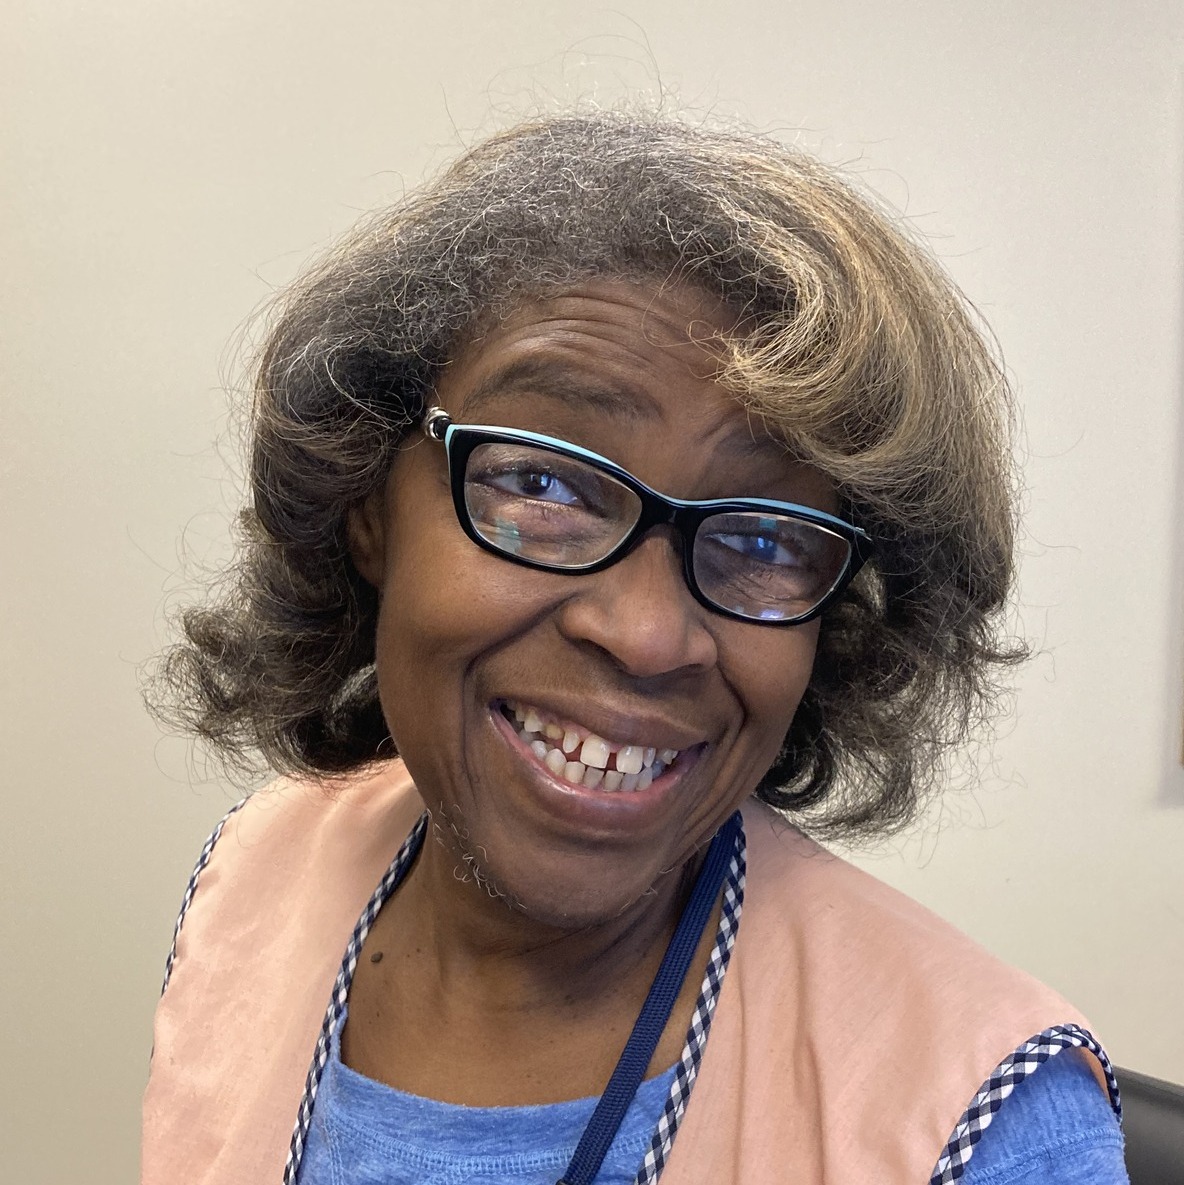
[959,1049,1126,1184]
[297,1009,675,1183]
[296,1011,1127,1183]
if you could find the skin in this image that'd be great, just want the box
[344,279,836,1105]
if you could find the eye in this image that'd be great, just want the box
[491,466,581,505]
[713,529,797,566]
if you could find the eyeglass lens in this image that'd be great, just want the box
[465,441,643,567]
[691,512,849,621]
[462,440,850,621]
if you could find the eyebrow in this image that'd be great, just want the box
[457,357,661,423]
[455,355,805,482]
[713,425,796,465]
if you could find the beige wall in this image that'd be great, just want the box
[4,1,1182,1179]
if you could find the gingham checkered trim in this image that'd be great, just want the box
[632,821,746,1185]
[928,1023,1122,1183]
[283,813,429,1183]
[160,797,248,996]
[277,814,746,1185]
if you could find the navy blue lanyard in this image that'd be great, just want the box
[558,810,742,1185]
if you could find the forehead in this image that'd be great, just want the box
[440,280,742,430]
[433,280,836,509]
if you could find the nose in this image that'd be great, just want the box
[554,531,719,678]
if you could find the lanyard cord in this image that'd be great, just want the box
[558,810,742,1185]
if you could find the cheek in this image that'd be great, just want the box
[369,508,464,742]
[732,622,820,752]
[370,522,534,748]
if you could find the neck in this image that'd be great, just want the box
[396,830,703,1017]
[344,816,722,1104]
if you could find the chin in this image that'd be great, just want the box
[469,854,674,932]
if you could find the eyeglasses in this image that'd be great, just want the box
[422,408,873,627]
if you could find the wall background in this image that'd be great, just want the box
[4,2,1182,1180]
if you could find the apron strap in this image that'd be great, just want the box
[558,810,743,1185]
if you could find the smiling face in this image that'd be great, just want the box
[349,280,835,930]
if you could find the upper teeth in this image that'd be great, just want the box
[505,701,681,792]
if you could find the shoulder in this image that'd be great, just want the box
[160,759,424,992]
[144,761,425,1185]
[222,759,420,851]
[698,801,1120,1183]
[179,760,422,903]
[959,1049,1127,1184]
[738,798,1078,1014]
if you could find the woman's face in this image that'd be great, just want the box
[350,280,835,929]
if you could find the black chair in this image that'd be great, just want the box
[1116,1066,1184,1184]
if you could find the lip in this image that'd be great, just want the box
[489,704,707,832]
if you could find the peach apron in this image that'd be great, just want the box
[142,761,1119,1184]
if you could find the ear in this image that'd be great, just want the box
[347,488,388,588]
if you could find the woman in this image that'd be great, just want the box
[144,113,1128,1183]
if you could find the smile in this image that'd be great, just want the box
[499,700,683,792]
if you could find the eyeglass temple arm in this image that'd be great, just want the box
[423,407,452,442]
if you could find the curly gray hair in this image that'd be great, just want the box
[149,110,1024,840]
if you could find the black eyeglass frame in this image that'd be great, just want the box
[423,408,874,627]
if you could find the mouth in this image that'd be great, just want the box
[497,700,692,792]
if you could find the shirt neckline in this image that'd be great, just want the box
[283,812,748,1185]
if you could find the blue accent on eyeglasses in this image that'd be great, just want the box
[422,408,873,627]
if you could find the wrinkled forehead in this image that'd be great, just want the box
[466,271,735,338]
[430,279,836,509]
[438,279,744,417]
